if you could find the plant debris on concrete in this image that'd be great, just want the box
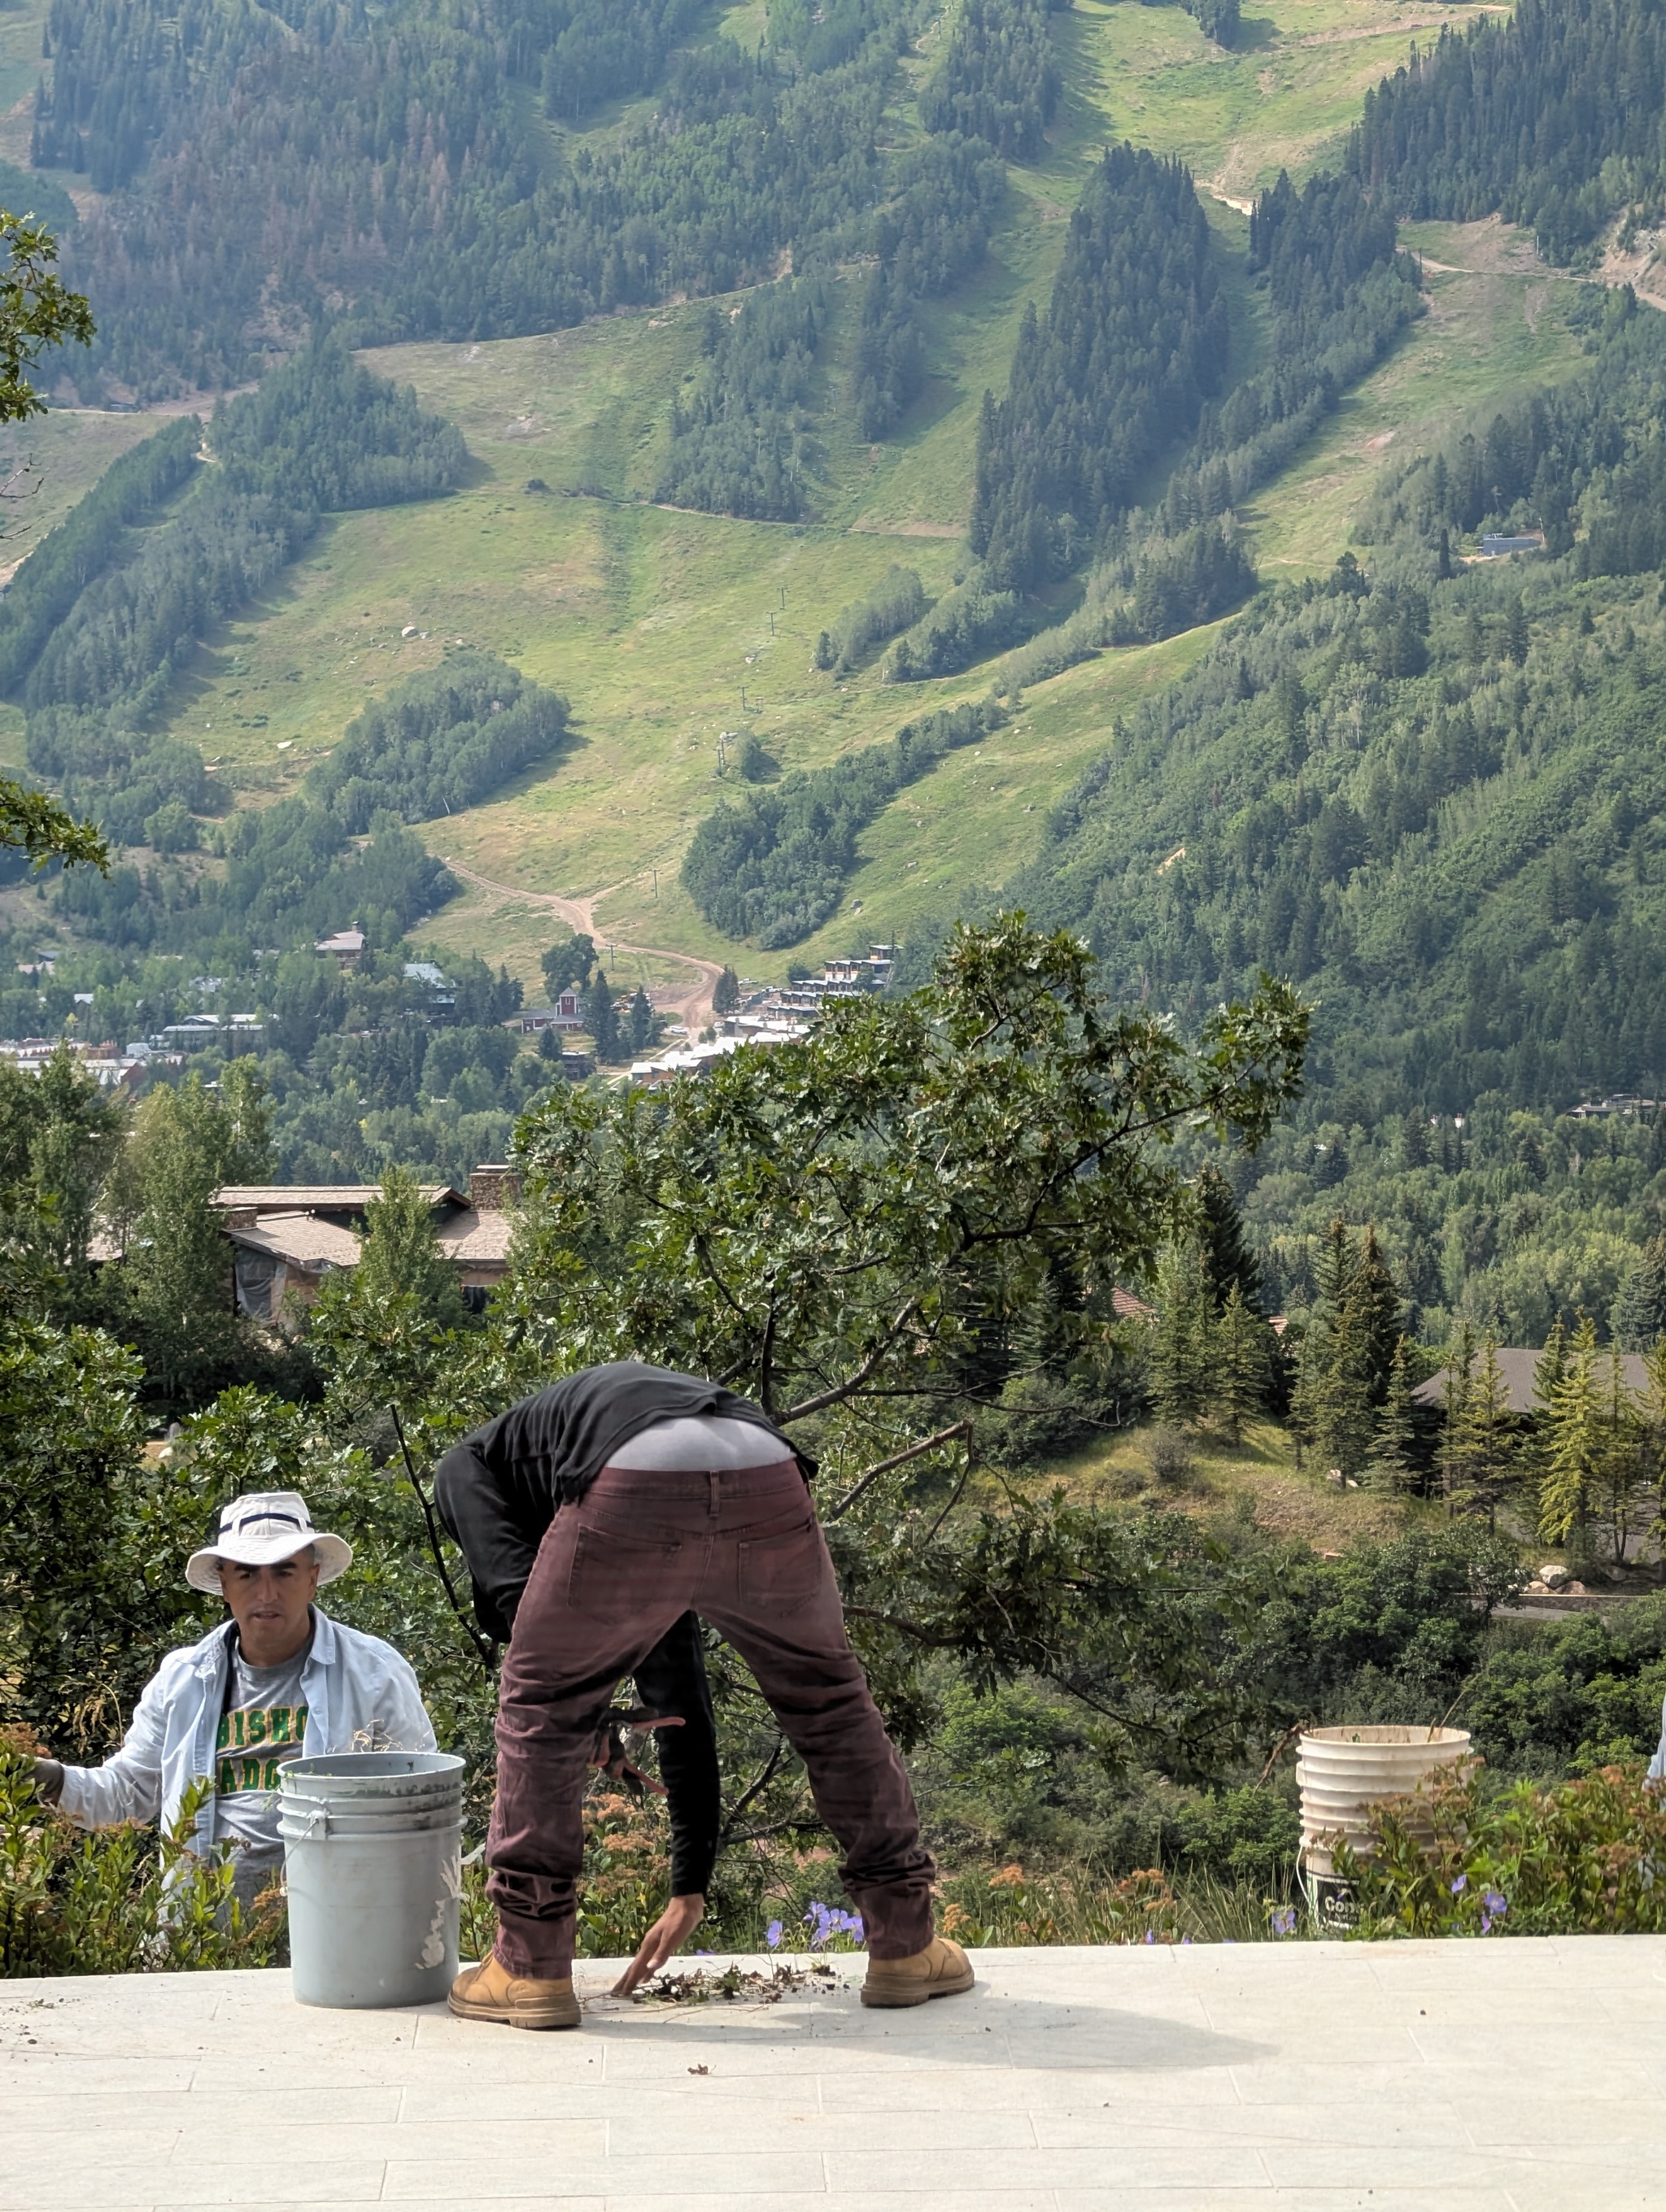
[633,1961,842,2005]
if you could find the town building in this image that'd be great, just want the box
[212,1164,521,1321]
[1567,1094,1661,1119]
[159,1013,267,1052]
[719,946,897,1042]
[1411,1346,1648,1417]
[0,1038,151,1089]
[505,994,586,1034]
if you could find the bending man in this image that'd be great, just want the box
[435,1359,970,2027]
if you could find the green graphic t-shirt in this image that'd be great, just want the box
[215,1631,312,1904]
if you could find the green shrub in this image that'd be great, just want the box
[0,1757,285,1978]
[1339,1762,1666,1937]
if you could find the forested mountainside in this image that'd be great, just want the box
[5,341,469,844]
[29,0,1045,400]
[7,0,1666,1230]
[1350,0,1666,263]
[1007,294,1666,1103]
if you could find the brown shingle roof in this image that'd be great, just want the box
[434,1209,514,1265]
[213,1185,464,1212]
[224,1213,364,1268]
[1411,1347,1648,1416]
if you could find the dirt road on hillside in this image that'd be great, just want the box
[442,858,726,1034]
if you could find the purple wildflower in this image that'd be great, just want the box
[1269,1906,1297,1937]
[765,1920,783,1950]
[805,1901,840,1948]
[1483,1890,1507,1915]
[1450,1874,1468,1895]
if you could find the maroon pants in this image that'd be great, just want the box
[486,1458,936,1977]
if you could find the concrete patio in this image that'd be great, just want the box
[3,1938,1663,2211]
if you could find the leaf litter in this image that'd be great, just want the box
[634,1961,842,2005]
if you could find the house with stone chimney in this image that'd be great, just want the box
[212,1163,521,1321]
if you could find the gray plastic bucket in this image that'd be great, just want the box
[279,1752,464,2010]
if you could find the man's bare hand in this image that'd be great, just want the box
[591,1709,683,1797]
[610,1893,706,1996]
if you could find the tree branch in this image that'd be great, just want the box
[778,1289,927,1422]
[717,1733,787,1853]
[826,1418,975,1522]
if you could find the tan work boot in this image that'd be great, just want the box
[448,1952,581,2030]
[861,1936,975,2010]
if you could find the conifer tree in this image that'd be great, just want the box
[1585,1345,1645,1565]
[1399,1112,1430,1169]
[584,971,621,1064]
[1612,1234,1666,1351]
[626,985,656,1056]
[1367,1333,1418,1491]
[1637,1338,1666,1539]
[1437,1319,1475,1511]
[355,1163,466,1329]
[1213,1282,1265,1445]
[1540,1313,1602,1546]
[1292,1217,1377,1476]
[1149,1243,1213,1426]
[1352,1226,1403,1405]
[1446,1332,1516,1527]
[1522,1315,1567,1517]
[1529,1312,1568,1451]
[1196,1163,1263,1313]
[712,965,741,1016]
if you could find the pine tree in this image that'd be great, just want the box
[1540,1313,1602,1546]
[1612,1234,1666,1351]
[712,965,741,1016]
[584,971,621,1064]
[1212,1282,1265,1445]
[355,1163,466,1328]
[1446,1332,1516,1526]
[1637,1338,1666,1541]
[1399,1112,1431,1169]
[626,985,655,1056]
[1591,1344,1646,1565]
[1149,1244,1213,1426]
[1525,1315,1568,1509]
[1292,1217,1378,1477]
[1533,1316,1568,1411]
[1195,1164,1263,1313]
[1367,1333,1418,1491]
[1437,1320,1475,1511]
[1351,1226,1403,1404]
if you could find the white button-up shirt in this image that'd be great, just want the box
[55,1609,437,1857]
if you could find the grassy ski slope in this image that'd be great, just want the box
[37,0,1594,991]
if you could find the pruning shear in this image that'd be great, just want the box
[591,1706,685,1797]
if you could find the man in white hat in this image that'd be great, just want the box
[33,1491,436,1917]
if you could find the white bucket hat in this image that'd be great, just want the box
[186,1490,353,1595]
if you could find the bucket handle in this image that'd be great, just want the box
[286,1802,332,1839]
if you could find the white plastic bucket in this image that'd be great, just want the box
[1297,1725,1472,1878]
[279,1751,464,2009]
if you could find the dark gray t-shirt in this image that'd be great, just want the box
[215,1630,311,1914]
